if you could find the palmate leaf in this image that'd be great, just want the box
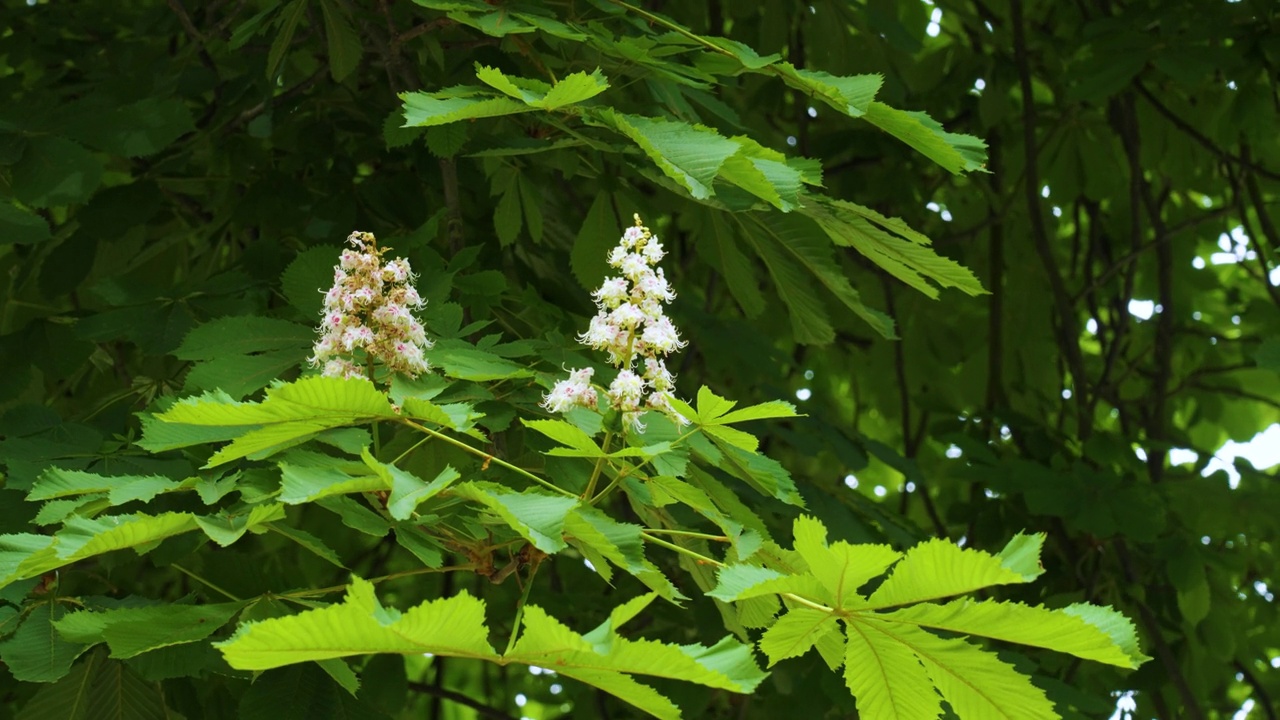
[144,376,396,467]
[883,599,1149,669]
[217,578,764,720]
[738,212,897,341]
[401,86,532,128]
[807,198,987,300]
[863,102,988,175]
[774,64,883,117]
[1,513,199,585]
[1,505,283,585]
[844,617,943,720]
[793,515,900,608]
[597,109,740,200]
[862,534,1044,610]
[451,482,580,553]
[217,577,498,669]
[174,316,313,360]
[476,65,609,110]
[507,605,766,719]
[563,506,683,601]
[758,607,840,666]
[54,602,247,659]
[28,469,183,506]
[0,601,88,682]
[708,516,1146,719]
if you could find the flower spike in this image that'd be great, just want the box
[545,214,688,431]
[309,231,433,380]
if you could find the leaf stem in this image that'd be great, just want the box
[781,593,836,615]
[281,564,477,599]
[582,431,614,499]
[606,0,732,57]
[503,560,540,656]
[640,532,724,567]
[171,563,242,601]
[641,528,729,542]
[398,418,576,497]
[390,434,432,465]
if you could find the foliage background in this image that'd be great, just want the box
[1,0,1279,718]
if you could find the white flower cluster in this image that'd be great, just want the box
[543,214,687,431]
[309,231,432,380]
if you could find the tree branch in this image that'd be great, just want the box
[408,681,518,720]
[1011,0,1091,439]
[1113,539,1206,720]
[1135,82,1280,183]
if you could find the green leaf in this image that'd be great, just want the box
[238,663,388,720]
[194,503,286,546]
[278,458,386,504]
[893,623,1058,719]
[793,515,900,607]
[475,64,545,104]
[713,442,802,506]
[863,102,988,174]
[1255,338,1280,372]
[508,605,766,712]
[863,535,1044,610]
[717,136,805,211]
[742,212,897,340]
[28,469,182,506]
[428,340,534,381]
[707,564,828,603]
[517,174,543,242]
[400,398,481,433]
[61,98,195,157]
[759,607,840,666]
[175,317,313,361]
[266,0,307,79]
[315,496,389,537]
[704,212,765,317]
[11,136,103,208]
[843,617,942,720]
[775,64,882,117]
[883,598,1150,669]
[523,419,601,456]
[401,86,533,128]
[425,123,469,157]
[3,513,200,584]
[716,401,800,425]
[381,463,460,521]
[266,523,346,568]
[452,482,579,553]
[540,69,610,109]
[150,377,396,467]
[808,198,987,299]
[13,648,96,719]
[84,655,176,719]
[319,0,362,82]
[0,601,88,682]
[0,200,52,246]
[318,657,360,695]
[493,184,522,246]
[185,350,308,400]
[572,192,621,288]
[281,246,339,317]
[216,577,498,669]
[55,602,246,659]
[598,110,740,200]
